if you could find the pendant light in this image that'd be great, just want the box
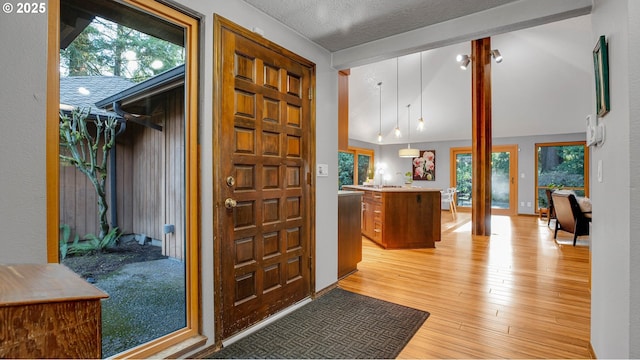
[399,104,420,158]
[377,82,383,143]
[393,57,401,138]
[417,52,425,131]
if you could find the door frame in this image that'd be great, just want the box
[450,145,518,216]
[212,14,316,345]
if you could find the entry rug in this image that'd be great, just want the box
[207,288,429,359]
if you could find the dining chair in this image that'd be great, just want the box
[545,189,556,227]
[441,187,457,219]
[551,192,591,246]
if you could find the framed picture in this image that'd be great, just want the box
[593,35,610,117]
[412,150,436,181]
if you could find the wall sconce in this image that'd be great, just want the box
[491,49,503,63]
[456,54,470,70]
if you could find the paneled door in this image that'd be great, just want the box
[214,16,315,340]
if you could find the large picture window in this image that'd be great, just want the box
[48,0,200,357]
[535,141,589,212]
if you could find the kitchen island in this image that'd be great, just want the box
[343,185,441,249]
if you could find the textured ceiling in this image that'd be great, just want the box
[242,0,518,51]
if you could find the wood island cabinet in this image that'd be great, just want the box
[344,186,441,249]
[0,264,108,359]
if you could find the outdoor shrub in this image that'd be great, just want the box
[67,227,122,256]
[59,223,79,260]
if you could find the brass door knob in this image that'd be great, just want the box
[224,198,238,209]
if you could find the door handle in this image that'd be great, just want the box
[224,198,237,209]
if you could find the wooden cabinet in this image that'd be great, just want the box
[338,191,363,278]
[361,191,376,240]
[0,264,108,359]
[344,186,441,249]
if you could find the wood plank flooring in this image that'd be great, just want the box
[338,212,591,358]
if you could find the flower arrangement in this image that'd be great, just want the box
[412,150,436,181]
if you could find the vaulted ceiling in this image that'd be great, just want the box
[242,0,594,144]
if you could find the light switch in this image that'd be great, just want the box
[317,164,328,177]
[597,160,603,182]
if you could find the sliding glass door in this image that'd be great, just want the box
[450,145,518,215]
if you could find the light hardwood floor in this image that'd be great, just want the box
[338,212,591,358]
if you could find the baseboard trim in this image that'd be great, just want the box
[315,282,338,298]
[588,342,597,359]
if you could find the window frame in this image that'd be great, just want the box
[339,146,374,188]
[46,0,202,357]
[534,141,589,212]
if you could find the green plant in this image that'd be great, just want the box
[66,227,122,256]
[547,182,565,190]
[59,224,79,260]
[405,171,413,183]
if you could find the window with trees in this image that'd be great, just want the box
[450,145,518,215]
[49,0,200,357]
[338,147,374,190]
[535,141,589,211]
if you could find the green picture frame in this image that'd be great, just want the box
[593,35,610,117]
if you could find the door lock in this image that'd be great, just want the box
[224,198,238,209]
[226,176,235,187]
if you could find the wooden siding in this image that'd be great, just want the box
[59,87,185,260]
[60,162,98,239]
[163,88,185,260]
[132,114,164,242]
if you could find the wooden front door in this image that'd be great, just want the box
[214,15,315,340]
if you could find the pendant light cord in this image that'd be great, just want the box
[407,104,411,147]
[378,82,382,136]
[396,57,399,135]
[420,52,423,120]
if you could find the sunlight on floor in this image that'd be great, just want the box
[487,216,514,268]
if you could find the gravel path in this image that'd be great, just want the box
[93,258,186,357]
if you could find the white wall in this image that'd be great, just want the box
[629,1,640,356]
[0,1,48,263]
[589,0,635,357]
